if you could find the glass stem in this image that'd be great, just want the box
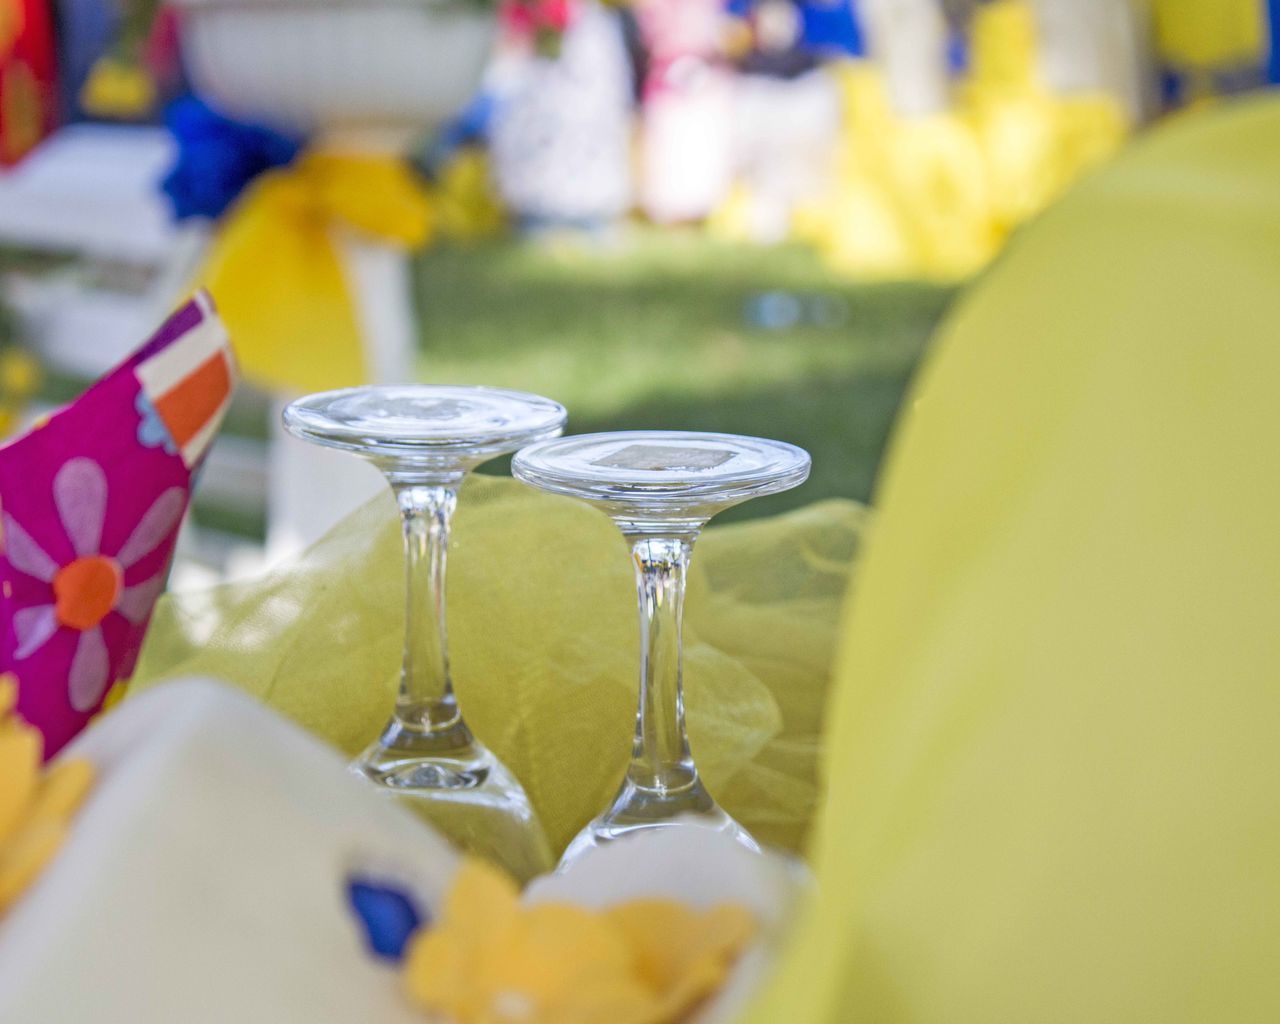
[626,535,699,794]
[392,482,466,738]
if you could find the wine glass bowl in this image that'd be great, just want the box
[283,385,567,474]
[512,431,810,534]
[513,431,811,867]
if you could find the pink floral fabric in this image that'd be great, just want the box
[1,291,235,756]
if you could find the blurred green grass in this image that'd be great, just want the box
[14,230,955,535]
[414,230,955,521]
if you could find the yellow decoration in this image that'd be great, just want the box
[0,346,39,395]
[0,346,40,438]
[404,859,756,1024]
[806,61,998,282]
[434,148,507,242]
[607,901,757,1019]
[746,94,1280,1023]
[721,17,754,62]
[27,758,95,821]
[198,152,435,394]
[0,820,63,912]
[964,0,1128,232]
[792,1,1129,282]
[95,679,130,719]
[967,0,1039,92]
[883,114,995,279]
[1152,0,1267,73]
[79,56,157,120]
[0,675,96,915]
[705,182,757,245]
[130,477,866,856]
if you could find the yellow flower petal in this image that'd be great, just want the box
[0,697,95,919]
[444,859,521,931]
[406,858,665,1024]
[404,859,523,1021]
[0,817,64,914]
[404,927,481,1020]
[607,901,757,1022]
[95,679,129,719]
[30,758,95,823]
[0,724,41,845]
[480,903,638,1000]
[0,673,17,720]
[540,982,666,1024]
[403,860,755,1024]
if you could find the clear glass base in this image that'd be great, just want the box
[353,730,553,883]
[282,386,568,885]
[558,775,761,870]
[514,432,808,875]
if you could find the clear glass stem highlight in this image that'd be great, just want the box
[394,483,464,736]
[627,535,699,794]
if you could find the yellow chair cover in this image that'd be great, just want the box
[746,95,1280,1023]
[805,2,1128,282]
[1152,0,1267,75]
[129,476,865,857]
[198,152,434,394]
[804,62,998,282]
[964,0,1129,232]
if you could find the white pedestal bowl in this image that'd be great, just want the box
[175,0,495,139]
[169,0,498,557]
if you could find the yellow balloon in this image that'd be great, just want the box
[748,94,1280,1023]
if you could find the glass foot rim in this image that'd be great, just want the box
[557,809,762,870]
[513,430,811,508]
[284,384,567,462]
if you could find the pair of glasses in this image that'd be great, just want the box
[285,386,809,875]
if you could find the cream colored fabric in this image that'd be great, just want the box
[0,681,458,1024]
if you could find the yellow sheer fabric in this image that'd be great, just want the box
[746,95,1280,1023]
[130,477,865,857]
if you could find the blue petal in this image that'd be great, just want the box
[346,878,427,962]
[135,391,178,454]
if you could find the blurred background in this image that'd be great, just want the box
[0,0,1274,586]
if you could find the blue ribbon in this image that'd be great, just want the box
[161,96,302,221]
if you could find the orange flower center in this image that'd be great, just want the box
[53,556,122,631]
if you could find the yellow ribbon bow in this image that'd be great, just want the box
[198,151,435,394]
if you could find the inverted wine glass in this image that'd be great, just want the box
[512,430,811,867]
[284,385,566,880]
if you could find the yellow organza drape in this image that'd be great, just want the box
[130,477,865,856]
[746,95,1280,1023]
